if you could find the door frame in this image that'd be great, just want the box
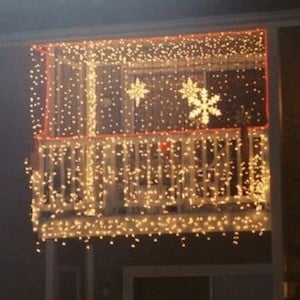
[123,263,272,300]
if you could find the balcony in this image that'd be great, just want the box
[28,29,270,239]
[29,127,270,239]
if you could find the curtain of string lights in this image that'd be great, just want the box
[26,29,270,245]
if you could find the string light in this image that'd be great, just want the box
[26,29,270,243]
[187,87,221,125]
[126,78,150,107]
[179,77,201,100]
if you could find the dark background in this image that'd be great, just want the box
[0,1,299,299]
[0,46,44,299]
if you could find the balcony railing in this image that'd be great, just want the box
[29,128,270,239]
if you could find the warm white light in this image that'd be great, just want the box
[187,87,221,125]
[126,78,150,107]
[26,29,270,243]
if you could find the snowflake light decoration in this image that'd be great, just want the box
[179,77,201,100]
[186,86,221,125]
[126,78,149,106]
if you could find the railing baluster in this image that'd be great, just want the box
[236,134,242,198]
[39,144,45,205]
[122,141,128,210]
[157,139,163,196]
[202,138,207,203]
[59,146,65,206]
[248,132,254,199]
[70,145,75,199]
[49,146,54,208]
[169,139,175,206]
[146,142,151,192]
[213,135,218,201]
[225,135,231,200]
[36,129,269,231]
[189,137,196,206]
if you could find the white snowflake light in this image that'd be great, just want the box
[126,78,149,106]
[179,77,201,100]
[188,88,221,125]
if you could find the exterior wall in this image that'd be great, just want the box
[94,233,271,300]
[126,265,272,300]
[281,27,300,299]
[55,232,271,300]
[0,46,45,300]
[56,241,85,300]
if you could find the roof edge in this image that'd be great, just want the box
[2,8,300,46]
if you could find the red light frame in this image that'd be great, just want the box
[33,28,269,142]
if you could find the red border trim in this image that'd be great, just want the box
[33,28,269,141]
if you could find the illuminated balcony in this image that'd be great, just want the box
[29,128,269,239]
[27,29,270,239]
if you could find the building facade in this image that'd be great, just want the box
[19,6,300,300]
